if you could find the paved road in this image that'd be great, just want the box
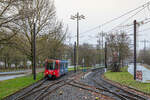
[0,68,44,81]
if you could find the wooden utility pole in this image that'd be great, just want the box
[97,34,101,65]
[33,23,36,80]
[101,32,104,65]
[105,42,107,68]
[74,42,76,72]
[134,20,137,80]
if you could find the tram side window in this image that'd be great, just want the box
[66,63,68,68]
[63,63,64,69]
[60,63,62,69]
[63,63,65,69]
[61,63,63,69]
[55,62,58,69]
[64,63,66,68]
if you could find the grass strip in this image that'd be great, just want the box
[0,72,43,99]
[68,67,91,71]
[104,67,150,94]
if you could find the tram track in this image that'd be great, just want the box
[91,69,148,100]
[33,79,73,100]
[4,68,148,100]
[4,71,77,100]
[14,78,47,100]
[70,80,128,100]
[38,72,89,100]
[17,79,64,100]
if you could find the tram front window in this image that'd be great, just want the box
[47,62,55,70]
[46,61,58,70]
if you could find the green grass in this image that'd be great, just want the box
[68,66,91,71]
[120,66,128,72]
[0,72,43,99]
[68,67,75,71]
[104,67,150,94]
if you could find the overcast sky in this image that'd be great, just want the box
[55,0,150,48]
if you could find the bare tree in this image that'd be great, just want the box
[106,32,131,72]
[138,49,150,65]
[96,32,105,65]
[0,0,23,43]
[79,43,97,67]
[7,0,59,73]
[36,22,68,60]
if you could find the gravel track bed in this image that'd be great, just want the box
[94,70,148,100]
[40,69,112,100]
[5,69,129,100]
[44,84,113,100]
[4,71,76,100]
[4,78,46,100]
[79,68,149,100]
